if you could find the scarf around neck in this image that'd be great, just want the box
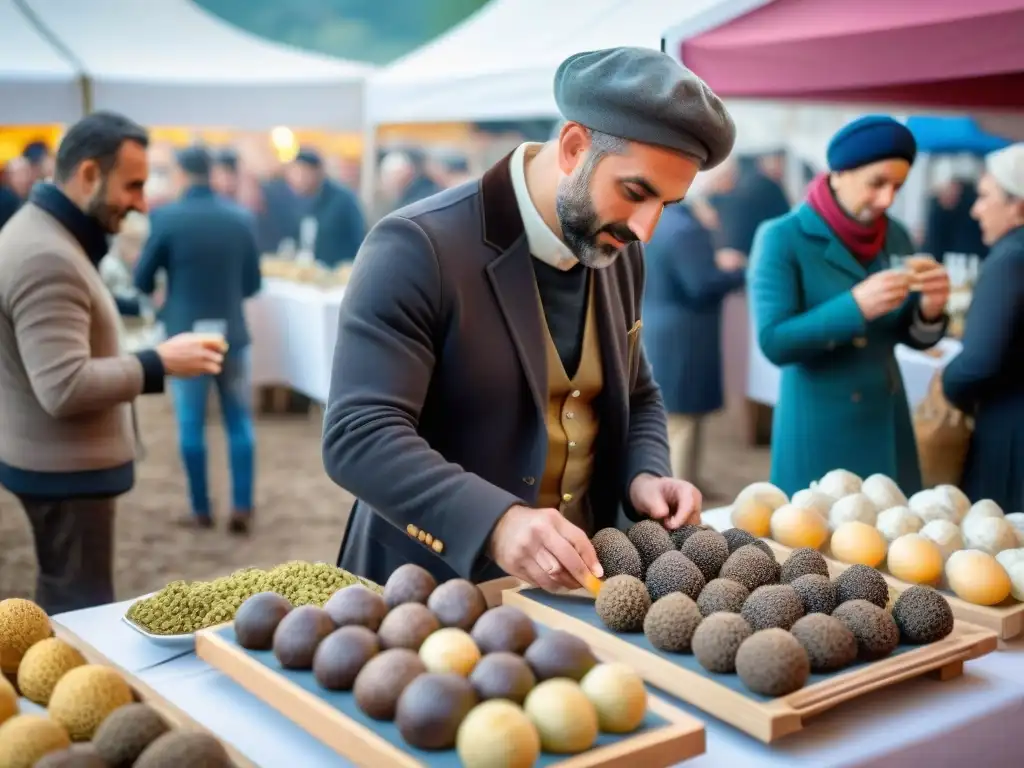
[806,173,887,263]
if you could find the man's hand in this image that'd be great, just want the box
[913,262,951,321]
[629,473,702,529]
[489,505,603,592]
[156,333,225,377]
[714,248,747,272]
[851,270,911,321]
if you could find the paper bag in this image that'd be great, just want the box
[913,371,973,487]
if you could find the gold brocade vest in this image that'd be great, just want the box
[537,278,603,531]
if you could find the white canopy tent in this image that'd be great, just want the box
[20,0,375,130]
[0,0,82,124]
[367,0,791,153]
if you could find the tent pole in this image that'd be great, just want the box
[359,121,378,225]
[79,75,94,115]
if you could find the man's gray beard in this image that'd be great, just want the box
[554,166,625,270]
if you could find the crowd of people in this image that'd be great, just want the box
[0,45,1021,615]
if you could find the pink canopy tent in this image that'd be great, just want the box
[675,0,1024,109]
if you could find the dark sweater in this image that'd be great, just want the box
[533,259,589,377]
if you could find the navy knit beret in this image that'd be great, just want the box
[554,47,736,169]
[827,115,917,172]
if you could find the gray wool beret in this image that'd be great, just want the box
[554,46,736,170]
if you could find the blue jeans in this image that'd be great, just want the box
[169,346,255,517]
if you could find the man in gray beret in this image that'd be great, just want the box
[324,47,736,592]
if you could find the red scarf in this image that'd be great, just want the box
[806,173,887,263]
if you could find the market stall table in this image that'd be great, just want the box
[52,569,1024,767]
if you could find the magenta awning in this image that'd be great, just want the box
[679,0,1024,109]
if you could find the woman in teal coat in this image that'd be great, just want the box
[749,116,952,496]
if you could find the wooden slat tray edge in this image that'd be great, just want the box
[502,587,998,744]
[762,539,1024,640]
[52,622,255,768]
[195,628,705,768]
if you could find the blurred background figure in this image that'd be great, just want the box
[21,140,54,184]
[715,150,792,258]
[134,145,263,535]
[285,148,364,266]
[211,148,241,200]
[379,148,441,210]
[430,149,473,189]
[0,157,31,229]
[100,210,155,351]
[643,166,747,499]
[922,154,987,260]
[942,143,1024,511]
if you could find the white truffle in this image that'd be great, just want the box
[827,493,877,531]
[919,519,964,562]
[995,549,1024,601]
[965,499,1005,523]
[932,485,971,523]
[907,490,957,524]
[876,506,923,543]
[861,474,907,513]
[962,516,1018,555]
[1004,513,1024,546]
[790,488,836,519]
[734,481,789,512]
[814,469,862,499]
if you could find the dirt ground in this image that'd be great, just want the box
[0,394,769,602]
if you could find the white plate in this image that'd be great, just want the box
[120,613,197,649]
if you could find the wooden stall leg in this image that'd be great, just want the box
[744,399,774,447]
[928,660,963,681]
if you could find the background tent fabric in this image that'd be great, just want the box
[0,0,82,124]
[670,0,1024,109]
[21,0,375,130]
[907,117,1012,155]
[368,0,789,130]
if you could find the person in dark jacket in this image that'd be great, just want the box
[716,152,792,256]
[134,146,262,534]
[286,148,365,267]
[942,144,1024,511]
[644,198,745,493]
[922,159,987,260]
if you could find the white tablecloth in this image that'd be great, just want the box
[245,279,345,404]
[55,538,1024,768]
[747,335,963,411]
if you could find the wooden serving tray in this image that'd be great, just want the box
[50,622,254,767]
[764,539,1024,641]
[196,624,705,768]
[503,587,997,744]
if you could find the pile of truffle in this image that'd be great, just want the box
[232,564,648,767]
[590,523,957,697]
[0,598,233,768]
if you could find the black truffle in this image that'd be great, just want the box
[427,579,487,631]
[891,586,955,644]
[790,613,857,672]
[524,631,597,681]
[591,528,644,580]
[735,628,810,697]
[833,565,889,609]
[595,574,651,632]
[719,545,779,592]
[468,652,536,704]
[627,520,675,574]
[383,563,438,609]
[781,548,830,584]
[696,578,749,617]
[832,600,899,660]
[323,585,388,631]
[741,585,804,631]
[691,612,752,672]
[669,524,712,549]
[643,593,703,653]
[681,530,731,582]
[470,606,537,655]
[645,550,705,602]
[313,625,380,690]
[722,528,757,554]
[377,602,440,651]
[790,574,838,615]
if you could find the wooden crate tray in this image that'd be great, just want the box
[49,622,254,767]
[763,539,1024,641]
[503,587,997,744]
[196,625,705,768]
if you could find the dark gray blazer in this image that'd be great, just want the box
[322,154,671,587]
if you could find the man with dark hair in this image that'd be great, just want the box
[0,111,226,614]
[324,47,735,590]
[135,145,262,534]
[211,148,240,200]
[285,148,365,266]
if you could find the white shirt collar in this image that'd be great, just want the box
[509,142,578,271]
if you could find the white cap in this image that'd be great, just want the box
[985,143,1024,198]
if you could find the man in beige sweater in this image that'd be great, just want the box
[0,112,224,615]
